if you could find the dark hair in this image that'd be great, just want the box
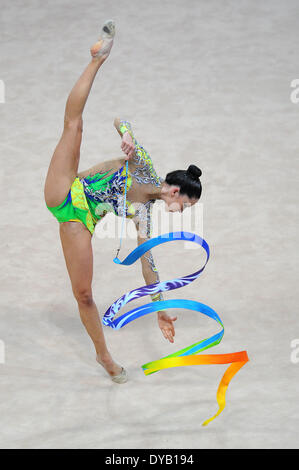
[165,164,202,199]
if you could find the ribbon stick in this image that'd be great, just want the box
[103,230,249,425]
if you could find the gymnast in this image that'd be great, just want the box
[44,20,203,384]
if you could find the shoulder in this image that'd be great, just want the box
[128,154,161,187]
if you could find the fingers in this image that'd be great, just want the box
[161,327,175,343]
[158,313,177,343]
[162,328,174,343]
[121,141,135,159]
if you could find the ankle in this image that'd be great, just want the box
[90,56,105,67]
[96,352,112,364]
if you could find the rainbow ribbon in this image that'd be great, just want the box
[102,162,249,426]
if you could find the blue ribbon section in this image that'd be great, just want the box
[103,231,224,363]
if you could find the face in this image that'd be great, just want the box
[164,186,199,213]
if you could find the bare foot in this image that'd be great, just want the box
[90,19,115,61]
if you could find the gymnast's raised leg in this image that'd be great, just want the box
[44,21,126,382]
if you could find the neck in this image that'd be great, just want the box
[148,181,167,201]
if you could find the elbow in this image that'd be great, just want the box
[114,117,124,129]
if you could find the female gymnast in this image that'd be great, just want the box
[44,20,202,384]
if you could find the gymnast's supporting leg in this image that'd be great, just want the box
[59,221,123,378]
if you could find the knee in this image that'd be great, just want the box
[73,287,93,306]
[64,116,83,133]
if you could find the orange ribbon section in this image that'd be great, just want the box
[143,351,249,426]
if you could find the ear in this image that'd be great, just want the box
[170,186,180,198]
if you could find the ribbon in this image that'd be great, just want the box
[102,161,249,426]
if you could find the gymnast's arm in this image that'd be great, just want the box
[114,117,133,140]
[132,208,165,309]
[114,117,127,138]
[114,118,135,158]
[114,118,151,164]
[134,215,178,345]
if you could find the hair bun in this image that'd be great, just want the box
[186,164,202,180]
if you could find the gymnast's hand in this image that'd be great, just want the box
[121,131,136,160]
[157,311,178,343]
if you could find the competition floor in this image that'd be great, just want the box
[1,0,298,449]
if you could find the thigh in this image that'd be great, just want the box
[59,220,93,297]
[44,120,83,207]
